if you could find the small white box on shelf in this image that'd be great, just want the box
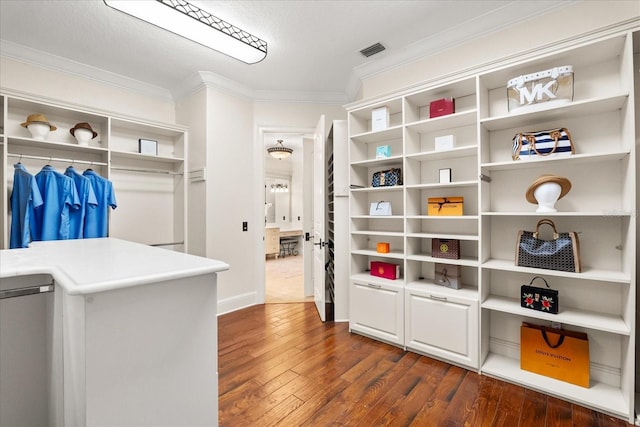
[376,145,391,159]
[439,168,452,184]
[371,106,390,132]
[435,135,456,151]
[139,138,158,155]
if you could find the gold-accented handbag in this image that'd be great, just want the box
[512,128,575,161]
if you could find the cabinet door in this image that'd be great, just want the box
[405,288,478,369]
[265,228,279,256]
[349,280,403,346]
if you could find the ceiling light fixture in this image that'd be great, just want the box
[270,183,289,193]
[267,140,293,160]
[103,0,267,64]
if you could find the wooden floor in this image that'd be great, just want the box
[218,303,634,427]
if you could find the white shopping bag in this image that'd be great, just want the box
[370,201,392,216]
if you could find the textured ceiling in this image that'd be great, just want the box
[0,1,572,102]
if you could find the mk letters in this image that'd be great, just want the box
[517,80,557,105]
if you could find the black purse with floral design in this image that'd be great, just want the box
[521,276,558,314]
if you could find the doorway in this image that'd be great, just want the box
[263,132,313,303]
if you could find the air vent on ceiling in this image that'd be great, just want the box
[360,42,386,58]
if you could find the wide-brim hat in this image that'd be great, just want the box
[526,174,572,204]
[20,113,57,131]
[70,122,98,139]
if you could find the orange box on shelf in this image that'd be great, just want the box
[427,197,464,216]
[376,242,390,253]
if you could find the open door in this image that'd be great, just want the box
[312,115,328,321]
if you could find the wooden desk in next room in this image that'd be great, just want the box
[265,227,303,258]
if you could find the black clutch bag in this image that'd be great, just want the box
[521,276,558,314]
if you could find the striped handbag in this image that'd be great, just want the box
[512,128,575,161]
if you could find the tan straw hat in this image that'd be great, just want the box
[526,174,572,204]
[20,113,57,131]
[70,122,98,139]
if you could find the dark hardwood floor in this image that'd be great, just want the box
[218,303,634,427]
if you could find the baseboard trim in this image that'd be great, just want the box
[218,292,257,316]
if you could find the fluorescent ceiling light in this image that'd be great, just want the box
[104,0,267,64]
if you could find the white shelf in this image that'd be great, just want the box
[405,109,477,134]
[482,211,633,217]
[480,94,629,131]
[482,353,629,420]
[351,272,403,285]
[406,180,478,190]
[406,215,479,220]
[406,145,477,162]
[351,155,403,168]
[406,254,478,267]
[7,136,107,153]
[351,230,404,237]
[110,150,184,164]
[406,280,478,300]
[406,232,479,241]
[481,259,631,284]
[351,215,404,220]
[481,151,630,171]
[350,186,403,193]
[482,295,630,335]
[351,249,404,259]
[350,125,403,143]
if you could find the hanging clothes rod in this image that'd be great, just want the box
[0,282,55,300]
[111,166,183,176]
[8,153,108,167]
[150,241,185,247]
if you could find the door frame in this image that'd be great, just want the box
[255,126,315,304]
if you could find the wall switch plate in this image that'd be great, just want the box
[242,221,248,231]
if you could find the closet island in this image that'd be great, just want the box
[0,238,228,426]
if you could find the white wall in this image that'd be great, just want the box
[175,88,208,257]
[202,87,255,311]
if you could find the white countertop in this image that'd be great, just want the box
[265,223,303,232]
[0,238,229,295]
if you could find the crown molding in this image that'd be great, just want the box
[173,71,348,104]
[0,40,174,101]
[254,89,347,104]
[172,70,256,101]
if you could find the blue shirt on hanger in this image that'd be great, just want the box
[83,169,117,238]
[65,166,98,239]
[9,163,44,249]
[34,165,81,241]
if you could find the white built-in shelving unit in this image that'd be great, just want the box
[346,29,638,423]
[0,93,188,251]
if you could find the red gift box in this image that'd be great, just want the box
[429,98,455,118]
[370,261,400,280]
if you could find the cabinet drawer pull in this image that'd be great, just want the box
[367,283,382,289]
[428,294,448,301]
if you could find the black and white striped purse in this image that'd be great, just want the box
[512,128,575,161]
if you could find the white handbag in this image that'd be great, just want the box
[370,201,392,216]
